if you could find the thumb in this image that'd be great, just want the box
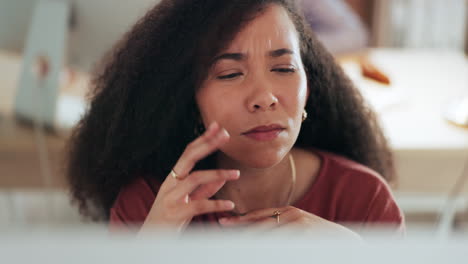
[189,180,226,200]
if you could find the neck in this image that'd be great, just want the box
[214,150,294,215]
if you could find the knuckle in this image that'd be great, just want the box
[291,211,301,219]
[202,134,216,146]
[160,196,173,210]
[196,134,209,146]
[186,151,199,164]
[183,145,191,155]
[213,200,226,209]
[165,206,178,217]
[186,140,196,150]
[188,173,202,185]
[294,217,306,225]
[289,209,301,217]
[200,132,211,142]
[191,202,205,214]
[184,144,196,157]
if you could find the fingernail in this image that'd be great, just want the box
[219,217,229,224]
[229,170,240,178]
[224,201,235,209]
[218,128,229,139]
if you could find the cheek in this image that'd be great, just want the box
[279,75,308,113]
[295,71,308,103]
[196,86,239,127]
[196,94,216,126]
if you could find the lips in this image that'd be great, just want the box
[242,124,285,141]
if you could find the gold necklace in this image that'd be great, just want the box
[286,153,296,206]
[228,153,296,216]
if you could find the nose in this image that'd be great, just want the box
[246,83,279,113]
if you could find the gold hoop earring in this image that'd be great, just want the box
[301,109,308,122]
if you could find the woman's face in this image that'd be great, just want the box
[196,5,308,168]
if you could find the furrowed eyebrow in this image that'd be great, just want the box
[212,53,246,64]
[268,48,294,58]
[211,48,293,65]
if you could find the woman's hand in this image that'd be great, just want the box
[139,122,238,234]
[218,206,361,239]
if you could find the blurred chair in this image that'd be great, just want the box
[14,0,70,128]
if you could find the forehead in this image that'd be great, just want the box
[224,5,300,52]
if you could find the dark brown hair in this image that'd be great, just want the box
[66,0,394,221]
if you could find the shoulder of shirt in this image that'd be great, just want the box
[313,149,403,223]
[110,176,162,220]
[314,149,391,194]
[126,176,162,195]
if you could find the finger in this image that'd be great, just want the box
[179,126,229,174]
[246,210,297,229]
[238,217,279,233]
[219,207,291,224]
[219,209,296,232]
[162,122,222,188]
[172,122,230,180]
[184,121,221,149]
[166,122,220,182]
[170,170,239,201]
[189,179,226,200]
[181,199,235,218]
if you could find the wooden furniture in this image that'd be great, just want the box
[0,51,89,189]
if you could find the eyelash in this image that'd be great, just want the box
[217,73,243,80]
[217,67,296,80]
[272,68,296,73]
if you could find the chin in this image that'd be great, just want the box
[245,155,284,169]
[221,145,290,169]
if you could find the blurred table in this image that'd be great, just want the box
[340,49,468,199]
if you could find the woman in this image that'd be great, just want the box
[66,0,403,235]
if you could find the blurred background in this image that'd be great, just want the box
[0,0,467,238]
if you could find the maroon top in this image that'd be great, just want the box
[109,149,405,233]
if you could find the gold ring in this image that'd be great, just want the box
[170,169,180,180]
[272,210,281,224]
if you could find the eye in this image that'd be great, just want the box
[217,72,243,80]
[272,67,296,73]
